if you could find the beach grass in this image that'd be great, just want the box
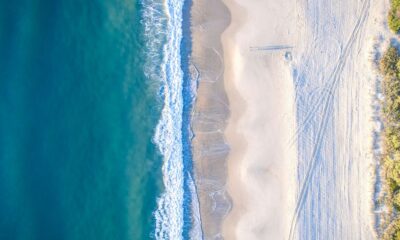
[389,0,400,33]
[379,45,400,239]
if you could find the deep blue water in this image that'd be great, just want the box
[0,1,164,239]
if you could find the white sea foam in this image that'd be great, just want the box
[142,0,188,239]
[141,1,167,85]
[142,0,204,238]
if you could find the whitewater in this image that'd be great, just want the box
[142,0,202,239]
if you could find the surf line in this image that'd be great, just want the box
[150,0,202,239]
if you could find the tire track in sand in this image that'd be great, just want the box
[286,0,371,150]
[288,1,370,239]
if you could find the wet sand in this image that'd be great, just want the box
[190,0,231,238]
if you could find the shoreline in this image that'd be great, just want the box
[190,0,231,238]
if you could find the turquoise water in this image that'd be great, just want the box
[0,1,166,239]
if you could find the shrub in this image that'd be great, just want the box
[383,218,400,240]
[389,0,400,33]
[394,191,400,209]
[380,47,400,76]
[380,45,400,238]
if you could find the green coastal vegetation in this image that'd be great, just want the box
[376,3,400,239]
[389,0,400,33]
[379,46,400,239]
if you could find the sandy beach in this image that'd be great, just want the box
[191,0,389,239]
[190,0,231,238]
[221,0,297,239]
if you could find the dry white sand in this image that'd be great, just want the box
[220,0,386,239]
[221,0,297,239]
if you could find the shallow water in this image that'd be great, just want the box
[0,1,163,239]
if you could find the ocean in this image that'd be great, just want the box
[0,0,199,239]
